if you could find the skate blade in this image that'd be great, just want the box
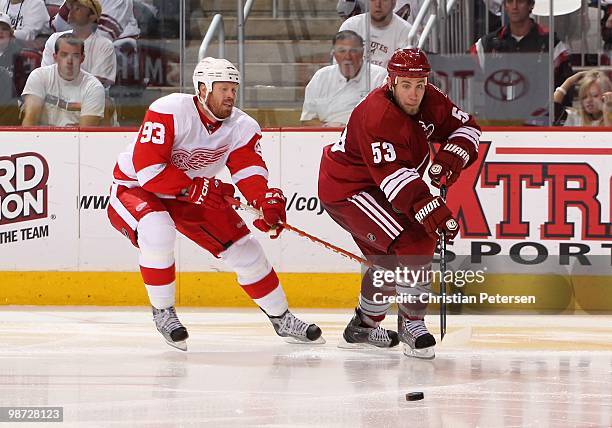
[402,344,435,360]
[165,339,187,352]
[283,336,326,345]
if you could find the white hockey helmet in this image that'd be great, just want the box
[192,57,240,96]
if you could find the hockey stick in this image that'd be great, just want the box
[224,196,375,269]
[427,141,449,341]
[438,178,448,341]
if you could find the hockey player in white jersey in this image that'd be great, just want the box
[107,57,324,351]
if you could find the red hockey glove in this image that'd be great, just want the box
[413,196,459,240]
[428,142,471,188]
[252,188,286,239]
[179,177,235,209]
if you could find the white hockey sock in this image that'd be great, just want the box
[145,282,176,309]
[254,285,288,317]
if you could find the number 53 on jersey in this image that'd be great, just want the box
[371,141,396,164]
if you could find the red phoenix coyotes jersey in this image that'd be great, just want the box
[319,84,481,215]
[113,93,269,202]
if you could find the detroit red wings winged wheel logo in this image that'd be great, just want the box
[171,146,229,171]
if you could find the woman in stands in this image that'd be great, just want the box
[555,70,612,127]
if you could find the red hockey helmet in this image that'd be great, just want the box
[387,48,431,85]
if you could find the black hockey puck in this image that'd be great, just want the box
[405,392,424,401]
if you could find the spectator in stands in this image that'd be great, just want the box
[473,0,502,41]
[54,0,139,103]
[337,0,363,19]
[0,11,22,84]
[0,66,19,124]
[602,1,612,56]
[471,0,574,106]
[554,70,612,126]
[480,0,503,16]
[337,0,422,24]
[0,0,50,43]
[0,11,14,62]
[0,11,19,123]
[42,0,116,86]
[21,34,105,126]
[44,0,63,19]
[301,30,387,127]
[394,0,412,21]
[133,0,158,39]
[338,0,412,67]
[53,0,140,42]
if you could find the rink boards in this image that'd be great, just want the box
[0,127,610,310]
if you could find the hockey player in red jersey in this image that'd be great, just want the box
[318,48,481,359]
[107,57,323,350]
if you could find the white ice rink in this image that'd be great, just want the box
[0,308,610,427]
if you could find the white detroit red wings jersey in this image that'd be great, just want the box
[319,85,481,216]
[113,93,268,202]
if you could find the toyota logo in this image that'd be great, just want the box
[485,69,528,101]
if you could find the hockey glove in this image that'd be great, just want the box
[179,177,235,209]
[413,196,459,240]
[252,188,286,239]
[428,142,472,188]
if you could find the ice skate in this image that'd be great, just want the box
[398,315,436,360]
[268,310,325,344]
[339,309,399,349]
[152,306,189,351]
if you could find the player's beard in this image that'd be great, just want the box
[398,99,420,116]
[402,106,419,115]
[208,96,234,119]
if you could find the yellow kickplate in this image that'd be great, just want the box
[0,271,360,307]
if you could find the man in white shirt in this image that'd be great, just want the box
[339,0,412,67]
[301,30,387,127]
[0,0,50,42]
[22,33,105,126]
[53,0,139,93]
[53,0,140,41]
[42,0,116,86]
[338,0,425,25]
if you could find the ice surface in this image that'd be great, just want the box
[0,308,610,427]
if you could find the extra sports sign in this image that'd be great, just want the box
[278,129,611,266]
[447,129,611,259]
